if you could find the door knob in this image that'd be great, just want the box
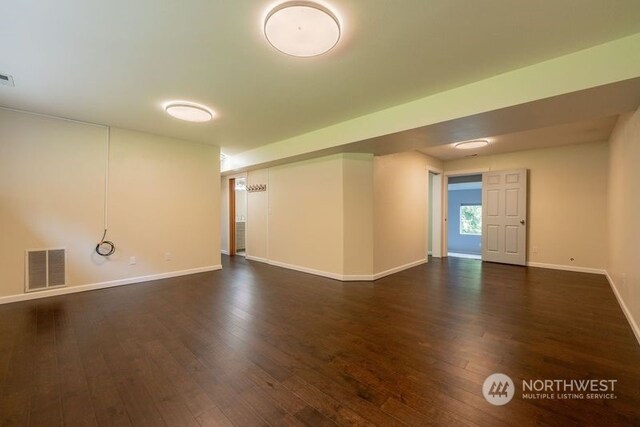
[520,219,526,225]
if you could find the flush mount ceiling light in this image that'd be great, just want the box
[264,1,341,57]
[164,102,214,122]
[455,139,489,150]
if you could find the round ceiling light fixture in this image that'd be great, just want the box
[455,139,489,150]
[164,101,215,122]
[264,1,341,57]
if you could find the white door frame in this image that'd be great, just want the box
[224,172,247,256]
[443,168,488,258]
[427,167,444,258]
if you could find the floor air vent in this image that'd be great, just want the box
[25,248,66,292]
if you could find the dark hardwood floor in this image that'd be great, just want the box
[1,256,639,426]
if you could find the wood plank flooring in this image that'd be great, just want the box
[1,256,639,426]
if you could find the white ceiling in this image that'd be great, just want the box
[420,115,619,161]
[1,1,640,156]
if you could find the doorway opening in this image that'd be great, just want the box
[235,177,247,256]
[228,177,247,256]
[446,174,482,260]
[428,171,443,258]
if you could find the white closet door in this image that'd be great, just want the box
[482,169,527,266]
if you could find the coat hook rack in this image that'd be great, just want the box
[247,184,267,193]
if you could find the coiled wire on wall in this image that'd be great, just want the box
[96,228,116,256]
[95,126,116,257]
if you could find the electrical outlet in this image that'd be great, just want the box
[129,256,136,265]
[532,246,538,254]
[165,252,172,261]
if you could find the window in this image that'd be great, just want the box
[460,204,482,235]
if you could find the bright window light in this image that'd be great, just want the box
[460,205,482,235]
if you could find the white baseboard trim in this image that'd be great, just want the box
[343,274,377,281]
[605,271,640,347]
[0,265,222,305]
[245,255,268,263]
[221,249,229,255]
[247,256,428,282]
[246,256,385,281]
[373,258,428,280]
[246,255,340,278]
[267,259,347,281]
[526,262,606,275]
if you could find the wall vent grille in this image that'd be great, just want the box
[0,73,15,87]
[25,248,67,292]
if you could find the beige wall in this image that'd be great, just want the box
[343,154,374,275]
[221,153,375,277]
[268,155,345,274]
[374,151,443,274]
[246,169,269,259]
[226,150,443,278]
[220,177,229,253]
[0,109,220,299]
[218,142,613,282]
[444,141,609,270]
[607,109,640,337]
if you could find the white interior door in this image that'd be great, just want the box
[482,169,527,266]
